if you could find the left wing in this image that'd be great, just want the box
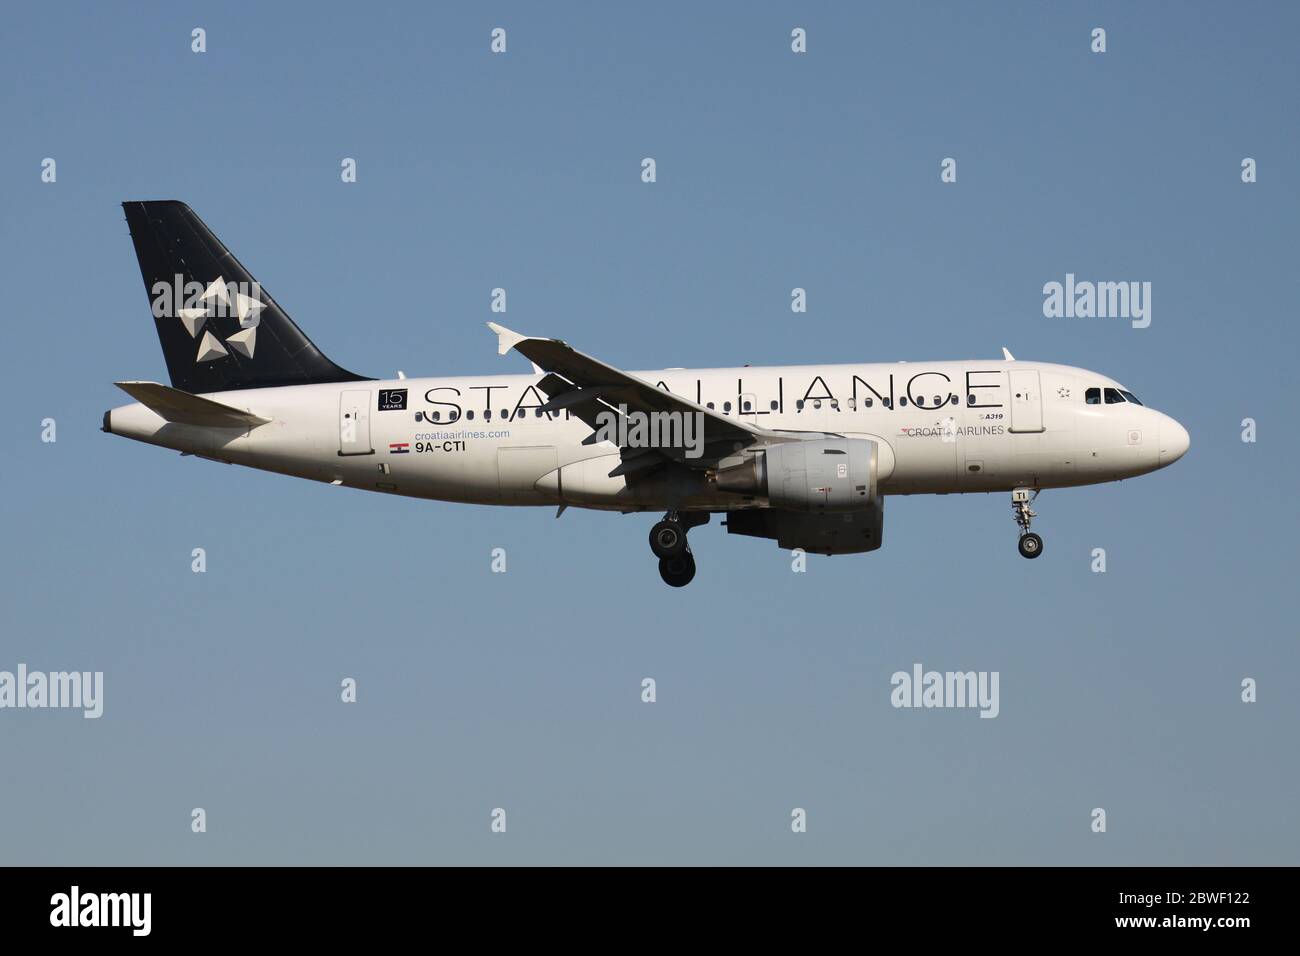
[487,322,766,470]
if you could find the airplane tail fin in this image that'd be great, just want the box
[121,200,369,393]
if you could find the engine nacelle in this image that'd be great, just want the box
[725,499,885,555]
[714,438,878,513]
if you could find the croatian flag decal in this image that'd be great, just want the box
[389,442,410,454]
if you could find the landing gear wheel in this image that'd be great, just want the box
[1010,488,1043,560]
[1018,532,1043,559]
[649,519,687,559]
[658,551,696,587]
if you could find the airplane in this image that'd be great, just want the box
[105,201,1190,587]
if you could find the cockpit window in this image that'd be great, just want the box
[1088,385,1142,405]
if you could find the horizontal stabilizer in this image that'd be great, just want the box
[114,381,271,428]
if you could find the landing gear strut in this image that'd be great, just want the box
[650,511,708,586]
[1012,488,1043,559]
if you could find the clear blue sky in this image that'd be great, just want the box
[1,1,1296,864]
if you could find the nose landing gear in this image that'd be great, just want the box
[650,511,709,586]
[1012,488,1044,559]
[1018,532,1043,559]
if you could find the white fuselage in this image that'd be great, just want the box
[106,359,1189,512]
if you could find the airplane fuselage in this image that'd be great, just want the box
[106,358,1189,512]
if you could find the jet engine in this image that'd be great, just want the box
[713,438,878,512]
[715,438,884,555]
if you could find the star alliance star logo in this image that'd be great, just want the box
[150,274,266,363]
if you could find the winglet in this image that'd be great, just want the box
[1001,347,1016,361]
[487,322,544,373]
[487,321,529,356]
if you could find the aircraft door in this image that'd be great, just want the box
[339,390,373,455]
[1008,370,1045,433]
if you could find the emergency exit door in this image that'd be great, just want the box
[1008,370,1045,434]
[339,390,373,455]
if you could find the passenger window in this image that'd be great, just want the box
[484,410,492,420]
[431,411,441,421]
[813,400,822,410]
[770,400,778,411]
[723,401,732,412]
[466,410,474,420]
[864,398,873,408]
[915,397,924,407]
[742,400,752,412]
[934,396,942,406]
[830,400,839,411]
[848,398,856,410]
[1085,388,1101,405]
[967,394,976,406]
[899,397,908,407]
[796,400,804,410]
[707,402,715,409]
[1104,388,1124,404]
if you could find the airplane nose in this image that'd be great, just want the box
[1158,416,1190,466]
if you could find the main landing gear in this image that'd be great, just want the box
[650,511,709,587]
[658,551,696,587]
[1012,487,1043,559]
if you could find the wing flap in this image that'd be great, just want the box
[607,449,666,478]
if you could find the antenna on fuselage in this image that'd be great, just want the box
[1001,347,1016,361]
